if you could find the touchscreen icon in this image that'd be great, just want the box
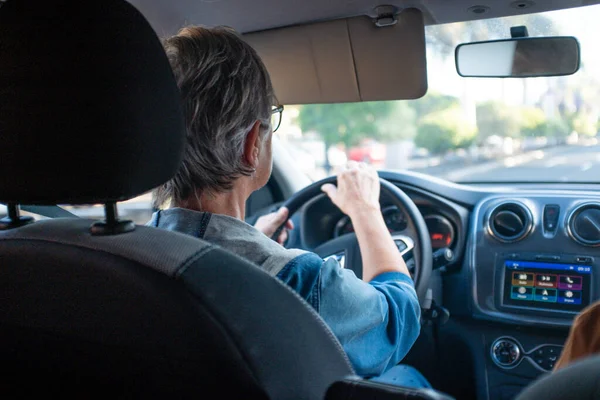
[535,274,557,288]
[558,275,582,290]
[511,286,533,300]
[512,272,534,287]
[534,288,557,303]
[558,289,582,305]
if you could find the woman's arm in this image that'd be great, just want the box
[318,256,420,376]
[321,162,410,282]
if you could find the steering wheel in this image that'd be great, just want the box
[272,175,432,304]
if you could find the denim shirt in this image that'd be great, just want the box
[147,208,421,377]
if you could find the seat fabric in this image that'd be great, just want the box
[0,219,354,398]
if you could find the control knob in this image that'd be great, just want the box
[491,338,521,368]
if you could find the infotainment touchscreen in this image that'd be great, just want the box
[503,260,592,312]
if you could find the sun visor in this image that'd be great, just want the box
[244,8,427,104]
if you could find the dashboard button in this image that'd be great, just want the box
[394,240,407,252]
[535,358,544,366]
[528,345,563,371]
[543,204,560,233]
[548,347,559,355]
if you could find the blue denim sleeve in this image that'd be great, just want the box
[276,253,322,311]
[318,258,421,377]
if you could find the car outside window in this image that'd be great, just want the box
[278,5,600,184]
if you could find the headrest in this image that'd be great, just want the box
[0,0,185,205]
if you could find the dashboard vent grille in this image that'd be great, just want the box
[568,203,600,247]
[488,202,533,243]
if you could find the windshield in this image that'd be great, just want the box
[278,5,600,183]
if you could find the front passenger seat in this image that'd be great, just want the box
[516,354,600,399]
[0,1,452,399]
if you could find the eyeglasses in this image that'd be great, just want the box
[271,105,284,132]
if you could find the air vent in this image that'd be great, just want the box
[488,202,533,243]
[568,203,600,247]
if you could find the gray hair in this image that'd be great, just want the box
[153,25,275,208]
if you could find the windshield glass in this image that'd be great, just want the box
[278,5,600,183]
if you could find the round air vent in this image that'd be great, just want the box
[488,202,533,243]
[568,203,600,247]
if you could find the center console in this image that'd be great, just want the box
[469,195,599,327]
[490,335,563,371]
[488,252,593,373]
[466,194,600,400]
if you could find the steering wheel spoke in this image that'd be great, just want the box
[391,234,414,258]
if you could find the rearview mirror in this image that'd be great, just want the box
[455,37,580,78]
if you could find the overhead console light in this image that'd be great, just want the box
[510,1,536,10]
[244,9,427,104]
[467,5,491,15]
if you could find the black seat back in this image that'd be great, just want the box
[0,1,354,397]
[516,354,600,399]
[0,219,355,398]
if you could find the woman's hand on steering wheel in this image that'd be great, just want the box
[255,206,294,245]
[321,161,380,219]
[322,162,411,281]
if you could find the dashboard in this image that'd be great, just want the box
[284,173,600,331]
[297,187,468,262]
[270,170,600,400]
[333,206,456,250]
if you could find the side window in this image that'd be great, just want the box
[15,184,277,225]
[61,193,154,225]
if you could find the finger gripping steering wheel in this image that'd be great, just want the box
[272,175,433,304]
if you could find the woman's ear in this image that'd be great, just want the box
[243,121,263,169]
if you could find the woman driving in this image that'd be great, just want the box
[148,25,428,388]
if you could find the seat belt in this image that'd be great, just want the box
[20,205,78,219]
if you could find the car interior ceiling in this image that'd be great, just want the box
[2,0,600,399]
